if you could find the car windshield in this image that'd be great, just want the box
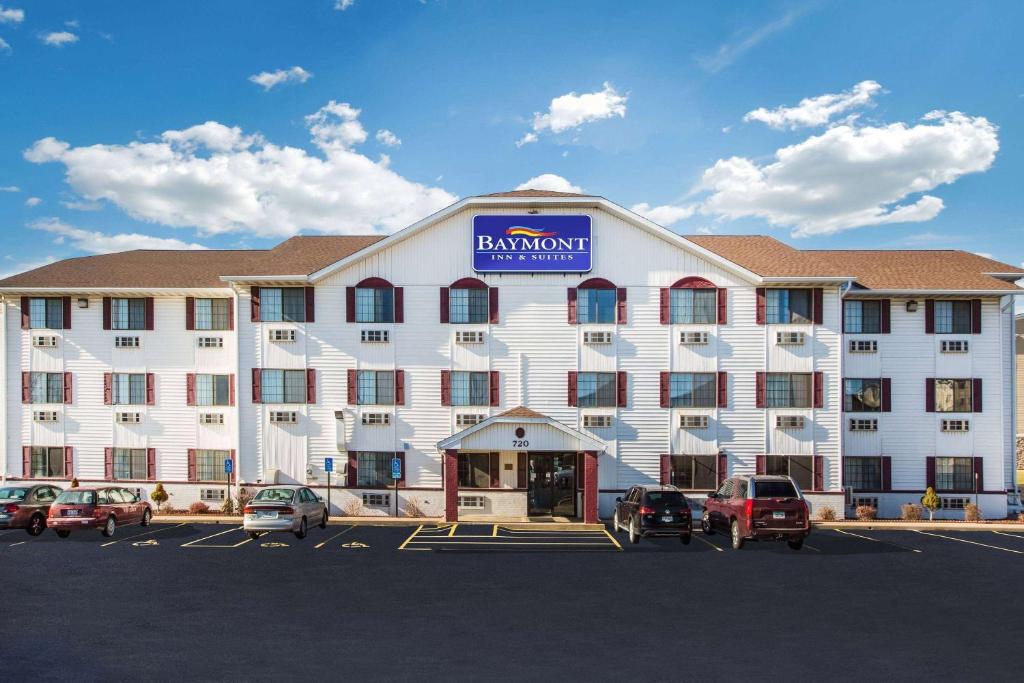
[253,488,295,503]
[0,487,30,500]
[646,491,687,506]
[754,481,799,499]
[55,490,96,505]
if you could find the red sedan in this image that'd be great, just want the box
[0,484,63,536]
[48,487,152,538]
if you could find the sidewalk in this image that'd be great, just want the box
[815,519,1024,532]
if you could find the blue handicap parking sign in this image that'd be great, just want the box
[391,457,402,479]
[224,458,233,474]
[324,457,334,473]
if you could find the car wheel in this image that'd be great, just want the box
[612,510,621,533]
[101,516,116,538]
[787,538,804,551]
[248,531,261,540]
[295,516,307,539]
[680,533,691,545]
[730,520,744,550]
[701,512,714,535]
[628,518,640,545]
[141,509,152,527]
[27,514,46,536]
[319,508,328,529]
[56,529,70,538]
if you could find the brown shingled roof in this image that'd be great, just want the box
[479,189,593,198]
[497,406,549,419]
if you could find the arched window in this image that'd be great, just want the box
[569,278,626,325]
[346,277,403,324]
[660,276,725,325]
[440,277,497,324]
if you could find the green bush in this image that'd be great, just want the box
[70,477,79,488]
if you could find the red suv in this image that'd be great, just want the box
[48,487,152,538]
[701,475,810,550]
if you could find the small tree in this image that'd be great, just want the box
[150,483,169,512]
[921,487,941,521]
[221,496,236,516]
[70,477,79,488]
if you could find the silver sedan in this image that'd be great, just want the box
[243,485,328,539]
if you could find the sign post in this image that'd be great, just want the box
[223,458,233,511]
[324,457,334,516]
[391,456,402,518]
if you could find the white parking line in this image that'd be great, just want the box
[9,541,26,547]
[101,523,186,547]
[181,526,255,548]
[913,530,1023,554]
[694,533,724,552]
[314,525,355,549]
[991,531,1024,540]
[831,528,923,553]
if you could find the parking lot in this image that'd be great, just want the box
[1,521,1021,681]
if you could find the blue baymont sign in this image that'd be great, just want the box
[472,215,592,273]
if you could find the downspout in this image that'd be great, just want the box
[838,280,853,509]
[1005,295,1020,503]
[233,285,242,504]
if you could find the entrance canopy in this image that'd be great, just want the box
[436,406,604,452]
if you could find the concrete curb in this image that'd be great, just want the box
[153,515,442,526]
[813,520,1024,532]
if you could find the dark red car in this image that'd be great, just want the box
[701,475,810,550]
[48,487,152,538]
[0,484,63,536]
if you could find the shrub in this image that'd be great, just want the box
[237,487,253,512]
[1018,512,1024,523]
[901,503,923,521]
[921,487,941,521]
[221,497,236,516]
[150,483,169,512]
[815,506,836,522]
[188,501,210,515]
[964,502,981,522]
[855,505,877,521]
[403,497,426,518]
[70,478,79,488]
[342,498,364,517]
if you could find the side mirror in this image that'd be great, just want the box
[615,497,622,503]
[706,493,716,500]
[317,495,324,502]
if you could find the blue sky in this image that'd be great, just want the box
[1,0,1023,282]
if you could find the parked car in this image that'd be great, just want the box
[613,485,692,544]
[0,484,63,536]
[701,475,810,550]
[47,487,152,538]
[243,485,327,539]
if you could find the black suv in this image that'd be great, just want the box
[613,485,692,544]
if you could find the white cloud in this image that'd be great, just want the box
[65,19,79,28]
[0,6,24,24]
[375,129,401,147]
[519,82,627,145]
[248,66,313,91]
[0,185,20,192]
[696,7,807,74]
[24,101,456,238]
[61,198,103,211]
[0,37,11,54]
[31,218,207,253]
[335,0,355,9]
[514,174,583,194]
[24,196,41,207]
[630,202,697,226]
[41,31,78,47]
[0,255,58,280]
[971,251,994,259]
[744,80,883,130]
[698,111,998,237]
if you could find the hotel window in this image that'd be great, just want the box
[260,287,306,323]
[670,289,716,324]
[357,371,395,406]
[844,379,882,412]
[577,372,617,407]
[112,374,147,405]
[29,298,64,329]
[843,457,882,490]
[357,452,392,488]
[843,300,881,333]
[195,298,230,330]
[195,374,231,406]
[765,455,813,491]
[30,447,65,478]
[356,287,394,323]
[668,455,717,490]
[934,301,971,334]
[766,373,812,408]
[260,369,307,404]
[451,371,489,407]
[669,373,717,408]
[111,298,147,330]
[30,372,64,404]
[196,449,231,482]
[935,457,974,492]
[450,288,488,324]
[112,448,147,480]
[577,288,616,324]
[766,289,811,324]
[934,379,972,412]
[458,453,495,489]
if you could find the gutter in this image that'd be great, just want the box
[219,275,310,283]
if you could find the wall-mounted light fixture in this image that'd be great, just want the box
[527,209,540,214]
[906,300,919,313]
[77,298,89,308]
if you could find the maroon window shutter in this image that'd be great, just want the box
[880,299,891,334]
[105,448,114,480]
[394,287,404,323]
[717,371,728,408]
[185,297,195,330]
[925,457,936,489]
[227,374,235,406]
[102,297,112,330]
[395,370,405,406]
[659,372,670,408]
[567,288,578,324]
[813,372,823,409]
[517,453,528,488]
[812,288,823,325]
[717,288,728,325]
[439,288,449,323]
[304,287,315,323]
[440,370,451,406]
[881,378,892,412]
[186,373,196,406]
[306,368,316,404]
[22,446,31,477]
[252,368,262,404]
[345,287,355,323]
[146,373,155,405]
[717,452,728,487]
[755,455,766,475]
[21,372,30,404]
[924,378,935,412]
[755,288,766,325]
[187,449,197,482]
[227,298,234,330]
[755,372,766,408]
[972,378,982,412]
[489,370,499,407]
[568,371,578,407]
[616,371,627,408]
[813,455,824,491]
[63,446,73,479]
[20,297,30,329]
[973,457,983,492]
[347,451,358,487]
[103,373,112,405]
[489,452,500,488]
[144,297,155,331]
[616,288,627,324]
[146,448,156,481]
[488,287,499,324]
[924,299,934,333]
[660,454,671,485]
[971,299,981,334]
[881,457,892,491]
[250,287,261,322]
[62,297,72,330]
[346,369,357,405]
[659,288,670,325]
[63,372,73,405]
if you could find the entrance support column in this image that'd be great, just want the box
[583,450,599,524]
[443,449,459,522]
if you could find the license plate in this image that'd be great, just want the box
[773,511,786,520]
[65,509,80,517]
[257,511,278,519]
[661,515,674,522]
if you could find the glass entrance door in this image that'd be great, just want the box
[528,453,576,517]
